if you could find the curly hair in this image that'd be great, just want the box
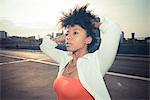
[59,5,100,53]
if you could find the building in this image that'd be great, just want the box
[145,37,150,43]
[0,31,7,39]
[56,32,63,37]
[28,36,36,40]
[131,32,135,40]
[120,31,125,43]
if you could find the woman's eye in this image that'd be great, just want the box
[65,33,69,36]
[74,32,78,35]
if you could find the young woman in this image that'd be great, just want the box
[40,5,121,100]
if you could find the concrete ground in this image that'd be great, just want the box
[0,50,149,100]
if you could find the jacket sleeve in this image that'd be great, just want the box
[96,17,121,77]
[40,35,68,64]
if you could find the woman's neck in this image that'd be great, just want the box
[72,48,88,60]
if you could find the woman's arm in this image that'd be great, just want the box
[96,17,121,77]
[40,35,68,64]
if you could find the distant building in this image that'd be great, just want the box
[56,33,63,37]
[28,36,35,40]
[120,31,125,43]
[131,32,135,40]
[0,31,7,39]
[126,32,136,44]
[145,37,150,43]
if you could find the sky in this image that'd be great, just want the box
[0,0,149,39]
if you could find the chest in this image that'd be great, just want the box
[53,75,94,99]
[62,63,79,79]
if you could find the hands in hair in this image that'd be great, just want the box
[54,34,66,44]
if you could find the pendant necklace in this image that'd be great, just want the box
[66,60,77,75]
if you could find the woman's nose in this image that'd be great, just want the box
[66,34,72,40]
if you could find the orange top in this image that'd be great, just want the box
[53,75,94,100]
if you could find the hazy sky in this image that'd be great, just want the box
[0,0,149,38]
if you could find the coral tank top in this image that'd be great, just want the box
[53,75,94,100]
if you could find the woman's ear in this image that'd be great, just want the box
[86,36,92,44]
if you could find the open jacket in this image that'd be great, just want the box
[40,17,121,100]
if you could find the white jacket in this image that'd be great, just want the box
[40,17,121,100]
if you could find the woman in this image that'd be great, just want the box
[40,5,121,100]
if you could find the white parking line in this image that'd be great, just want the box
[106,72,150,81]
[116,56,149,62]
[0,59,30,65]
[1,54,149,82]
[38,58,50,61]
[30,59,59,66]
[0,54,27,60]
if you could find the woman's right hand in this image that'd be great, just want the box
[54,34,66,44]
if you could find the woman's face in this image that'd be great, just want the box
[65,25,92,52]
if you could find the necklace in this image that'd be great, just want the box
[69,60,76,67]
[66,66,77,75]
[65,60,77,75]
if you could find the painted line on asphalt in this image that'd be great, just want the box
[117,54,149,58]
[1,53,149,81]
[115,56,149,62]
[29,59,59,66]
[38,58,50,61]
[33,59,150,82]
[0,54,50,62]
[0,59,30,65]
[106,72,150,81]
[0,54,57,66]
[0,54,27,60]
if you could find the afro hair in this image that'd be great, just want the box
[59,5,100,53]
